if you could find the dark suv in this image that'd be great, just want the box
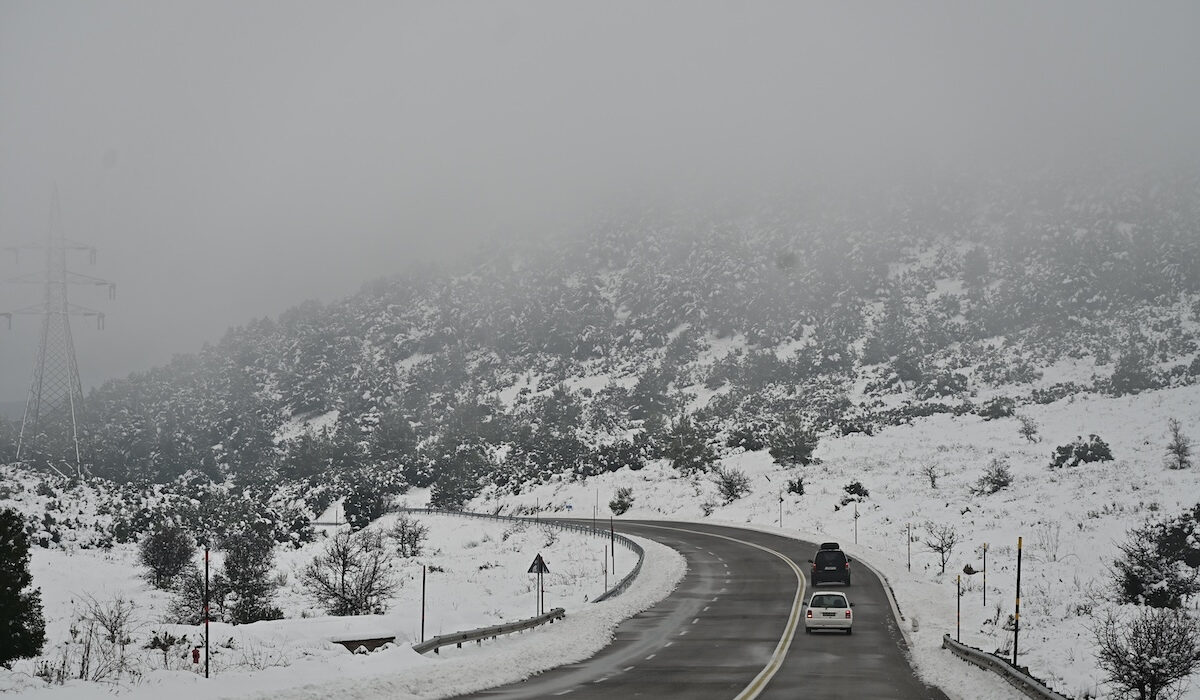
[809,543,851,586]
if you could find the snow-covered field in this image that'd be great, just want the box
[0,510,683,700]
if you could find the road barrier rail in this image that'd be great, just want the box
[942,634,1071,700]
[399,508,645,654]
[413,608,566,654]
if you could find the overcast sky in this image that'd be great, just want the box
[3,1,1199,403]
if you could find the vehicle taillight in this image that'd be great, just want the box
[806,609,813,619]
[845,562,850,569]
[845,610,852,619]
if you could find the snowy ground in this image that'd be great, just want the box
[0,510,684,700]
[4,370,1198,699]
[474,379,1200,700]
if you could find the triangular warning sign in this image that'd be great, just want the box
[527,553,550,574]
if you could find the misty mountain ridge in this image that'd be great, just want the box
[3,173,1198,507]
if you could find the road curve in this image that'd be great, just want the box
[460,520,948,700]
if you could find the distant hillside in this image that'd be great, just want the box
[4,171,1199,505]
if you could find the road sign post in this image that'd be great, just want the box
[528,553,550,616]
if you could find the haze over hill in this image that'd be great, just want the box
[4,1,1200,402]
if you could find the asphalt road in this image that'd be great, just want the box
[461,520,949,700]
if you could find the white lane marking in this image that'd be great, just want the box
[711,597,719,602]
[623,666,635,672]
[664,641,674,647]
[629,523,807,700]
[692,617,700,624]
[645,654,657,660]
[704,606,711,612]
[592,677,610,684]
[553,690,574,696]
[678,629,689,636]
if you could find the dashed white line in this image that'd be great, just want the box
[553,690,575,696]
[678,629,689,636]
[645,654,657,660]
[692,617,700,624]
[704,605,711,612]
[711,596,719,602]
[664,641,674,647]
[623,666,635,672]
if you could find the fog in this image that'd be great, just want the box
[2,1,1199,403]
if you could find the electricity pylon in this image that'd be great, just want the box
[3,189,114,477]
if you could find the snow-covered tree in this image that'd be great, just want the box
[0,508,45,667]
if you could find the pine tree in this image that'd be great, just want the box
[139,526,195,589]
[0,508,46,667]
[222,531,281,624]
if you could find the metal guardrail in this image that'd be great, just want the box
[413,608,566,654]
[399,508,646,655]
[942,634,1071,700]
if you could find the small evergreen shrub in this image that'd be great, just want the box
[786,476,805,496]
[839,480,869,506]
[971,459,1013,495]
[712,467,751,504]
[609,487,634,516]
[977,397,1015,421]
[1050,435,1114,469]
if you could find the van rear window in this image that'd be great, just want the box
[815,551,845,567]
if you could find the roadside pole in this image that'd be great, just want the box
[203,545,210,679]
[1013,537,1022,666]
[907,523,911,572]
[956,574,961,642]
[421,564,426,643]
[982,543,988,607]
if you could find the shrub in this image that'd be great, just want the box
[917,371,968,399]
[1050,434,1113,469]
[390,515,429,557]
[1017,414,1040,443]
[725,424,766,451]
[923,522,959,575]
[839,480,869,506]
[1165,418,1193,470]
[167,562,229,625]
[1112,505,1200,608]
[977,397,1015,421]
[712,467,751,504]
[609,487,634,516]
[1094,606,1200,700]
[768,418,819,467]
[0,507,45,667]
[786,476,805,496]
[139,527,195,589]
[971,459,1013,495]
[222,531,282,624]
[301,530,397,616]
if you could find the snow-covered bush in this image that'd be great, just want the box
[608,487,634,516]
[1094,606,1200,700]
[0,507,45,667]
[977,396,1015,421]
[1049,434,1114,469]
[712,467,751,504]
[971,459,1013,496]
[138,526,194,589]
[1112,505,1200,608]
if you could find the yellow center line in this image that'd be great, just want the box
[629,523,807,700]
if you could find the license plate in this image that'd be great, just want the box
[822,612,836,617]
[824,566,837,571]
